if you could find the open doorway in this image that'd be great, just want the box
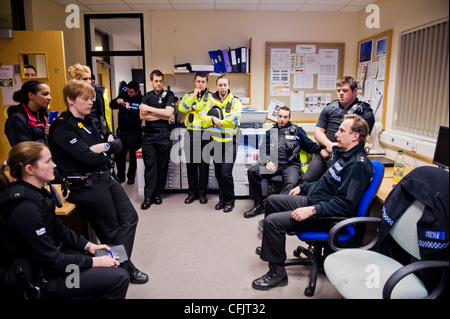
[84,13,145,132]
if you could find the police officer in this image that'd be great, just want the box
[179,72,213,204]
[49,79,148,284]
[110,80,143,185]
[0,141,129,299]
[304,76,374,182]
[139,70,176,210]
[244,106,321,218]
[200,75,242,213]
[252,115,374,290]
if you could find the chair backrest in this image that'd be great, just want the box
[340,160,384,240]
[389,199,424,260]
[356,160,384,218]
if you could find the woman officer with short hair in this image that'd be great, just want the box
[49,79,148,284]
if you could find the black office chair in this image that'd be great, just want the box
[324,166,449,299]
[284,160,384,297]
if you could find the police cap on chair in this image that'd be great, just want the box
[207,106,223,120]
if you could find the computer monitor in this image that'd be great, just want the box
[432,126,449,169]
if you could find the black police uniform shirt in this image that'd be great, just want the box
[300,142,374,218]
[109,91,143,132]
[0,180,92,276]
[141,90,176,129]
[49,110,112,176]
[316,99,375,142]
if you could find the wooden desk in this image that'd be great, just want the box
[51,184,77,216]
[375,165,414,204]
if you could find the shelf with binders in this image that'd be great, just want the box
[164,38,252,105]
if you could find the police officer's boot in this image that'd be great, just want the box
[243,201,264,218]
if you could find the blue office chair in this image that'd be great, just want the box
[324,166,449,299]
[284,160,384,297]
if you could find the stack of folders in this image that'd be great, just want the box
[208,47,250,73]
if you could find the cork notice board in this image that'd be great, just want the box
[264,42,344,123]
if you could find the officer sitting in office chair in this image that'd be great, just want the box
[243,106,321,218]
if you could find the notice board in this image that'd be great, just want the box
[356,30,392,129]
[264,42,344,123]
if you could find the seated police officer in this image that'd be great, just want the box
[243,106,321,218]
[0,142,129,299]
[252,114,374,290]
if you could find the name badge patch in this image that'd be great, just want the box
[423,230,445,241]
[286,135,296,140]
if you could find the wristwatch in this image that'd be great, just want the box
[311,206,317,215]
[104,143,110,151]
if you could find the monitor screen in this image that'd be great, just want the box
[433,126,449,169]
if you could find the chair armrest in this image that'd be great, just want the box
[383,260,449,299]
[327,217,382,252]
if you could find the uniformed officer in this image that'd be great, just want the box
[304,76,375,182]
[252,114,374,290]
[178,72,213,204]
[244,106,321,218]
[200,75,242,213]
[0,141,129,299]
[49,79,148,284]
[139,70,176,210]
[109,80,143,185]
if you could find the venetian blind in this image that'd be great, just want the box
[394,18,449,138]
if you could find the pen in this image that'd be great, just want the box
[109,249,117,267]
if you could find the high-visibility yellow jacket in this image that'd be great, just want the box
[200,90,242,143]
[178,89,213,131]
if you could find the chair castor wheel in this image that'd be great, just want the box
[304,287,314,297]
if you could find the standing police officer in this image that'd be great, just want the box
[244,106,321,218]
[110,80,143,185]
[139,70,176,210]
[50,79,148,284]
[178,72,213,204]
[304,76,374,182]
[200,75,242,213]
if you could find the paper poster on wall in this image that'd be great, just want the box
[359,40,373,63]
[376,37,387,56]
[2,75,22,106]
[305,93,331,113]
[317,74,336,90]
[267,99,285,121]
[366,61,379,79]
[290,54,305,73]
[377,56,386,81]
[294,73,313,88]
[304,54,319,74]
[270,68,290,96]
[290,91,305,111]
[296,44,316,53]
[271,48,291,68]
[319,49,338,64]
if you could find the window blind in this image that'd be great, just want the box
[394,19,449,138]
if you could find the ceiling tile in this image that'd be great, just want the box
[304,0,350,5]
[216,0,260,3]
[216,4,259,10]
[258,4,302,11]
[171,3,215,10]
[128,4,174,10]
[349,0,378,5]
[260,0,306,4]
[299,4,344,11]
[124,0,169,3]
[339,5,365,12]
[170,0,214,3]
[78,0,126,4]
[84,4,133,11]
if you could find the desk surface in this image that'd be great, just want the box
[375,165,414,204]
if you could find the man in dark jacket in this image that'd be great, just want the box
[110,81,143,184]
[252,114,374,291]
[244,106,321,218]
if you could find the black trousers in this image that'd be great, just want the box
[115,129,142,181]
[142,131,172,199]
[184,130,210,198]
[68,178,138,260]
[44,248,130,299]
[260,194,329,264]
[247,163,303,204]
[211,138,237,206]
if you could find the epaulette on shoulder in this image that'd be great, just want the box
[356,152,367,165]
